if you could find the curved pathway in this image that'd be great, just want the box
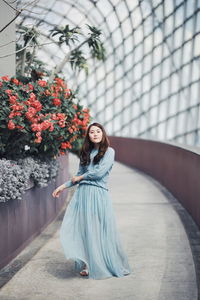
[0,154,197,300]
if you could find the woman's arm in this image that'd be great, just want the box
[52,183,66,198]
[80,148,115,181]
[63,161,85,188]
[53,160,85,197]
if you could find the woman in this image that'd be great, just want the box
[52,122,132,279]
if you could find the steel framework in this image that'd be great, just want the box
[16,0,200,145]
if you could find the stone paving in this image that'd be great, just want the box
[0,153,197,300]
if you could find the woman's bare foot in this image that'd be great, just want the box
[80,268,89,276]
[80,264,89,276]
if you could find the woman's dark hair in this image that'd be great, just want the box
[80,122,110,165]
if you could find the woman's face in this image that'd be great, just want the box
[89,126,103,144]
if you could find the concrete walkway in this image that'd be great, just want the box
[0,154,198,300]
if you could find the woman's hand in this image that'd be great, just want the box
[71,175,83,184]
[52,184,65,198]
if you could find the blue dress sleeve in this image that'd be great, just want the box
[81,148,115,181]
[64,161,85,188]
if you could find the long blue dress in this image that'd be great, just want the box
[60,147,132,279]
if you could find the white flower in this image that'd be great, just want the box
[24,145,30,151]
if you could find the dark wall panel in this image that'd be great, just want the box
[0,154,69,270]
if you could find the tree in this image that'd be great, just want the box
[16,24,106,83]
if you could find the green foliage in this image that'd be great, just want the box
[50,24,81,46]
[70,49,89,75]
[16,23,106,81]
[17,25,39,46]
[50,23,106,75]
[87,24,106,61]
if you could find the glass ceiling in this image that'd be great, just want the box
[16,0,200,146]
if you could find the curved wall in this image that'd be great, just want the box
[0,154,69,270]
[109,136,200,229]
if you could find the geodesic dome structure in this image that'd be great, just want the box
[17,0,200,145]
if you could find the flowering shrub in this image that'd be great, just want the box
[0,156,59,202]
[18,156,60,188]
[0,159,30,202]
[0,75,90,160]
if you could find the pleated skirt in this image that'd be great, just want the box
[59,183,132,280]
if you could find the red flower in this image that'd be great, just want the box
[29,117,38,123]
[28,107,37,115]
[9,95,17,104]
[0,76,91,159]
[69,135,77,142]
[58,120,65,128]
[31,123,42,132]
[52,92,59,97]
[13,112,22,117]
[73,118,82,125]
[57,113,65,119]
[41,121,49,130]
[5,89,12,95]
[53,98,61,106]
[31,100,42,111]
[29,92,36,101]
[59,151,65,155]
[8,120,15,130]
[25,108,37,121]
[28,83,34,90]
[1,75,9,81]
[24,100,31,106]
[9,112,14,118]
[36,132,41,137]
[34,136,42,143]
[65,89,71,98]
[26,112,34,120]
[55,77,66,88]
[82,120,88,126]
[11,104,24,111]
[49,123,54,132]
[73,104,77,110]
[61,141,72,149]
[38,80,47,87]
[51,113,58,120]
[11,78,19,85]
